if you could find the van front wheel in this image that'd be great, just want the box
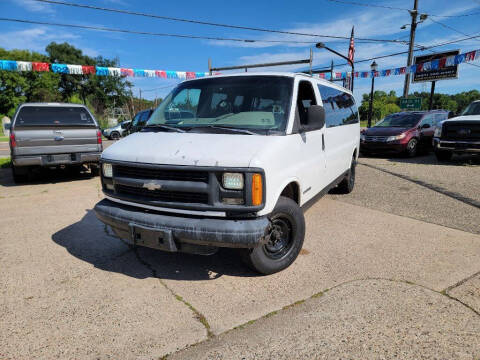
[242,196,305,275]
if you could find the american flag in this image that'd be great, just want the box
[348,26,355,66]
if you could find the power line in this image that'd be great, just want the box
[310,32,480,71]
[31,0,409,44]
[326,0,409,11]
[0,17,321,44]
[428,18,470,36]
[326,0,480,18]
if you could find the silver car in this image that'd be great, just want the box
[102,120,132,140]
[9,103,102,182]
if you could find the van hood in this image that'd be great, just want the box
[102,131,280,167]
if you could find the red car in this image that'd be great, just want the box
[360,110,450,157]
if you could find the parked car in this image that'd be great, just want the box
[102,120,132,140]
[94,73,360,274]
[433,100,480,161]
[9,103,102,182]
[129,109,153,134]
[360,110,450,157]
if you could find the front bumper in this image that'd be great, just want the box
[13,152,101,167]
[94,199,270,252]
[433,138,480,153]
[360,141,406,153]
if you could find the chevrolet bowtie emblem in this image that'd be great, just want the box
[143,181,162,191]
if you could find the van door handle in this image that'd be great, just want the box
[322,134,325,151]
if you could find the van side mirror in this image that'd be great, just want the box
[304,105,325,131]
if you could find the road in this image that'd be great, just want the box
[0,153,479,359]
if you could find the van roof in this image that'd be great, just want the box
[183,72,353,95]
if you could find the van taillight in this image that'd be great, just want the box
[96,130,102,144]
[9,132,16,148]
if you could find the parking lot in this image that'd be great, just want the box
[1,153,479,359]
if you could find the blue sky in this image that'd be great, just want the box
[1,0,480,102]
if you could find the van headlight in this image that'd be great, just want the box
[360,134,366,142]
[387,133,406,142]
[223,173,244,190]
[102,163,113,178]
[434,126,442,138]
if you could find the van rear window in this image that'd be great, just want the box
[15,106,95,127]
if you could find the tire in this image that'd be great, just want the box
[405,138,418,157]
[90,165,100,177]
[435,150,453,161]
[336,156,356,194]
[110,132,120,140]
[12,165,29,183]
[241,196,305,275]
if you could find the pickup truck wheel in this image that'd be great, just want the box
[406,138,418,157]
[90,165,100,177]
[110,132,120,140]
[435,150,453,161]
[336,157,356,194]
[12,165,29,183]
[242,196,305,275]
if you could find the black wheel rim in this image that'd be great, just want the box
[263,214,294,260]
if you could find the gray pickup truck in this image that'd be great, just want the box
[9,103,102,182]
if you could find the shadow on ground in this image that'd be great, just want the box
[52,210,257,281]
[0,166,97,187]
[360,152,480,166]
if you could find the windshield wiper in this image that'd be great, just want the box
[143,124,186,133]
[191,125,256,135]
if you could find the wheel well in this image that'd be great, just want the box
[280,182,300,204]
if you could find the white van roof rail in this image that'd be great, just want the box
[209,49,313,75]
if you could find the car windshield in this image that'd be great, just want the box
[146,76,294,134]
[374,113,423,128]
[461,102,480,116]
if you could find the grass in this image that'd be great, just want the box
[0,136,8,142]
[0,157,11,168]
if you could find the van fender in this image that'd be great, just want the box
[269,177,302,212]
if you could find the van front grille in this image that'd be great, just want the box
[115,184,209,204]
[113,165,209,182]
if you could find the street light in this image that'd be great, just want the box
[315,42,354,91]
[367,60,378,128]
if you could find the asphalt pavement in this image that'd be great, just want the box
[0,152,479,359]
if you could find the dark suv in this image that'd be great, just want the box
[360,110,450,157]
[129,109,153,134]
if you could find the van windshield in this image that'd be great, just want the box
[15,106,95,127]
[146,76,294,134]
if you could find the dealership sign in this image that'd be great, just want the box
[412,50,460,83]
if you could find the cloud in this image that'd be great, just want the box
[13,0,55,13]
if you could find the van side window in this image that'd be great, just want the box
[296,81,317,126]
[318,85,358,128]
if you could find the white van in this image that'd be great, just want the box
[94,73,360,274]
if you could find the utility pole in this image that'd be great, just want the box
[402,0,419,98]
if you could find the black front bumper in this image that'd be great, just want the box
[94,199,270,252]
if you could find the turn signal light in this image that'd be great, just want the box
[96,130,102,144]
[251,173,263,206]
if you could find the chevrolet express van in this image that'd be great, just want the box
[94,73,360,274]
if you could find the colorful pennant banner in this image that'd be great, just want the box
[0,59,209,79]
[316,48,480,80]
[0,48,479,81]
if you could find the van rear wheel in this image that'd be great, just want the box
[336,156,356,194]
[241,196,305,275]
